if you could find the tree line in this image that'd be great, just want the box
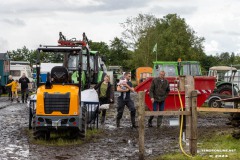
[8,13,240,73]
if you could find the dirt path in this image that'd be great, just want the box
[0,96,232,160]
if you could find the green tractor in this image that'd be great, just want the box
[153,60,202,77]
[208,66,239,96]
[58,32,107,89]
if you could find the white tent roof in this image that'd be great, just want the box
[40,63,63,73]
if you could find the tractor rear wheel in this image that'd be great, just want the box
[218,85,236,96]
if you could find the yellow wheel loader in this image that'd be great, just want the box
[32,46,89,140]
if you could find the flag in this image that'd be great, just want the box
[152,43,157,53]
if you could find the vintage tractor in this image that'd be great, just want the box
[208,66,239,95]
[206,66,239,108]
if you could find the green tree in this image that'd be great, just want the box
[121,13,206,68]
[108,37,132,70]
[8,46,31,61]
[152,14,205,61]
[121,13,157,49]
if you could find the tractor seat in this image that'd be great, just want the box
[51,66,69,83]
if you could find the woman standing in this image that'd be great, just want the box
[94,75,114,124]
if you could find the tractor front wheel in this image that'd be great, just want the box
[208,98,222,108]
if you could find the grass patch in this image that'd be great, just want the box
[27,128,104,146]
[155,131,240,160]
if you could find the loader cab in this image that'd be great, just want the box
[36,46,83,88]
[68,49,106,88]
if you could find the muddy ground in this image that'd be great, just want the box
[0,93,233,160]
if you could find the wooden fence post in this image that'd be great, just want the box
[185,76,194,145]
[190,90,198,155]
[138,91,145,160]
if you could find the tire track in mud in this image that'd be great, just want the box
[0,96,232,160]
[0,97,29,160]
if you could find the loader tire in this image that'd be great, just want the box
[29,107,33,129]
[80,106,88,138]
[33,130,50,140]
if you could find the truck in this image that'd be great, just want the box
[0,53,10,94]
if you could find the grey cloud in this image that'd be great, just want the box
[150,5,198,16]
[0,0,150,15]
[84,0,149,12]
[0,37,9,52]
[2,18,26,26]
[213,30,240,36]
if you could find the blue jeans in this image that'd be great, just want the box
[153,101,165,111]
[149,101,165,126]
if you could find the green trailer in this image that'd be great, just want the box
[0,53,10,94]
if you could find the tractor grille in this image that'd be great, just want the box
[44,92,70,114]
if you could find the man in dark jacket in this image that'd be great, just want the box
[7,75,14,100]
[148,71,170,127]
[19,73,30,103]
[116,72,137,128]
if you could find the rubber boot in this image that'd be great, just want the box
[17,98,20,103]
[157,116,163,128]
[131,116,138,129]
[148,116,153,127]
[101,116,105,124]
[116,119,120,128]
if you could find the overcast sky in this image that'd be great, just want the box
[1,0,240,55]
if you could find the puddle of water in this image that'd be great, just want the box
[169,118,179,126]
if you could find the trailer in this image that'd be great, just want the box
[0,53,10,94]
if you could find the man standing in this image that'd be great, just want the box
[116,72,137,128]
[19,73,30,103]
[7,75,14,100]
[148,71,170,127]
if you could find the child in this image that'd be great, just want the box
[117,77,129,99]
[6,79,20,102]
